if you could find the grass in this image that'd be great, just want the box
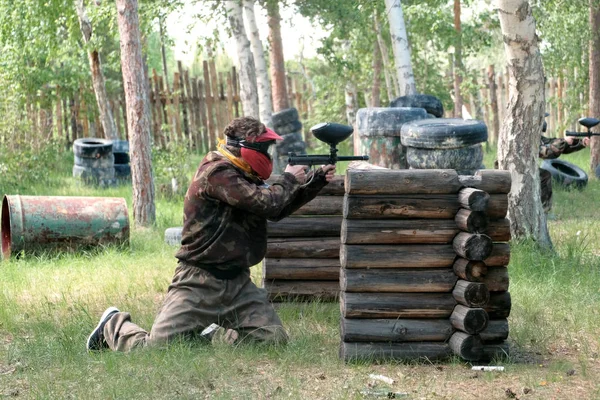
[1,147,600,399]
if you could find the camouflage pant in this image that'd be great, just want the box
[103,263,288,352]
[540,168,553,213]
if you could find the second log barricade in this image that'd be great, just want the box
[340,168,512,363]
[263,174,345,301]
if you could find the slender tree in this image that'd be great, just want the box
[76,0,118,140]
[227,0,260,118]
[589,0,600,172]
[453,0,463,118]
[243,0,273,126]
[116,0,156,226]
[496,0,551,248]
[374,14,394,103]
[266,0,289,112]
[384,0,417,96]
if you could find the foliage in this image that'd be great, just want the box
[152,141,195,200]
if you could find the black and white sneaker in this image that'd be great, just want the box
[86,306,119,352]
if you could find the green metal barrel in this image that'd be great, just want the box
[1,195,129,259]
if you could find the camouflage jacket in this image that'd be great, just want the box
[175,151,329,278]
[539,136,585,159]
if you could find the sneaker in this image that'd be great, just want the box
[200,323,239,345]
[86,307,120,352]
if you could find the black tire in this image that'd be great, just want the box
[74,154,114,169]
[390,94,444,118]
[114,164,131,180]
[357,107,428,137]
[406,144,483,173]
[271,108,299,127]
[73,165,115,186]
[165,227,183,246]
[113,152,130,164]
[540,159,588,189]
[112,140,129,153]
[401,118,488,149]
[73,138,113,159]
[274,120,303,136]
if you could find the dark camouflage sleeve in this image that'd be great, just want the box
[539,136,568,159]
[204,166,301,218]
[562,139,586,154]
[266,168,329,222]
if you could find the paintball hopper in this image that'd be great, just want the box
[310,122,354,146]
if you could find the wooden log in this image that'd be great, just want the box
[458,188,490,211]
[340,292,457,319]
[341,219,459,244]
[483,243,510,266]
[488,194,508,219]
[450,305,489,334]
[487,219,511,242]
[266,175,345,196]
[172,71,183,141]
[449,332,484,361]
[264,280,339,301]
[453,232,493,261]
[480,319,509,342]
[292,196,343,216]
[343,194,460,219]
[177,61,190,139]
[458,170,511,194]
[268,217,342,237]
[345,169,461,195]
[263,258,339,280]
[452,280,490,307]
[341,268,457,293]
[481,266,509,292]
[197,79,209,152]
[340,244,456,269]
[481,341,510,360]
[455,209,489,233]
[453,258,487,282]
[485,291,511,318]
[340,342,452,362]
[341,318,453,342]
[266,238,340,258]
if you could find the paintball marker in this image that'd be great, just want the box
[288,122,369,166]
[565,117,600,137]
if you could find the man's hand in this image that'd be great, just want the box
[285,164,307,184]
[582,137,591,147]
[565,136,577,145]
[321,164,336,182]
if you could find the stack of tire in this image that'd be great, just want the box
[73,138,115,187]
[391,94,488,175]
[271,108,306,174]
[112,140,131,182]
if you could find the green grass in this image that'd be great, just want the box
[2,148,600,399]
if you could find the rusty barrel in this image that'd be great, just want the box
[357,107,428,169]
[1,195,129,259]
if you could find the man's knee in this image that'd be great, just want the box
[241,324,289,345]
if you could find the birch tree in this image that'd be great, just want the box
[384,0,417,97]
[227,0,260,119]
[243,0,273,127]
[76,0,118,140]
[496,0,551,248]
[116,0,156,226]
[589,0,600,172]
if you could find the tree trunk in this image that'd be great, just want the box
[371,39,382,107]
[345,81,358,126]
[267,1,289,112]
[226,1,259,119]
[590,0,600,171]
[243,0,273,126]
[116,0,156,226]
[159,15,170,92]
[495,0,551,248]
[76,0,118,141]
[384,0,417,96]
[453,0,463,118]
[374,15,395,103]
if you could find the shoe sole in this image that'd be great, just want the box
[86,306,119,351]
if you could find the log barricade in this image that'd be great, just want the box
[263,175,344,301]
[340,169,512,363]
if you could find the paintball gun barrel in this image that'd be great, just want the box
[565,117,600,137]
[288,122,369,166]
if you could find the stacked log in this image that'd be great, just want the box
[340,169,512,363]
[340,169,461,362]
[263,174,345,301]
[451,170,512,361]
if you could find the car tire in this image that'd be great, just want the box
[390,94,444,118]
[401,118,488,149]
[274,120,303,136]
[540,159,588,189]
[73,138,113,159]
[406,144,483,173]
[165,227,183,246]
[272,108,299,127]
[357,107,428,137]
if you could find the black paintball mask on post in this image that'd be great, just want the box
[226,136,276,159]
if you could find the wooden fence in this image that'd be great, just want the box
[8,58,313,152]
